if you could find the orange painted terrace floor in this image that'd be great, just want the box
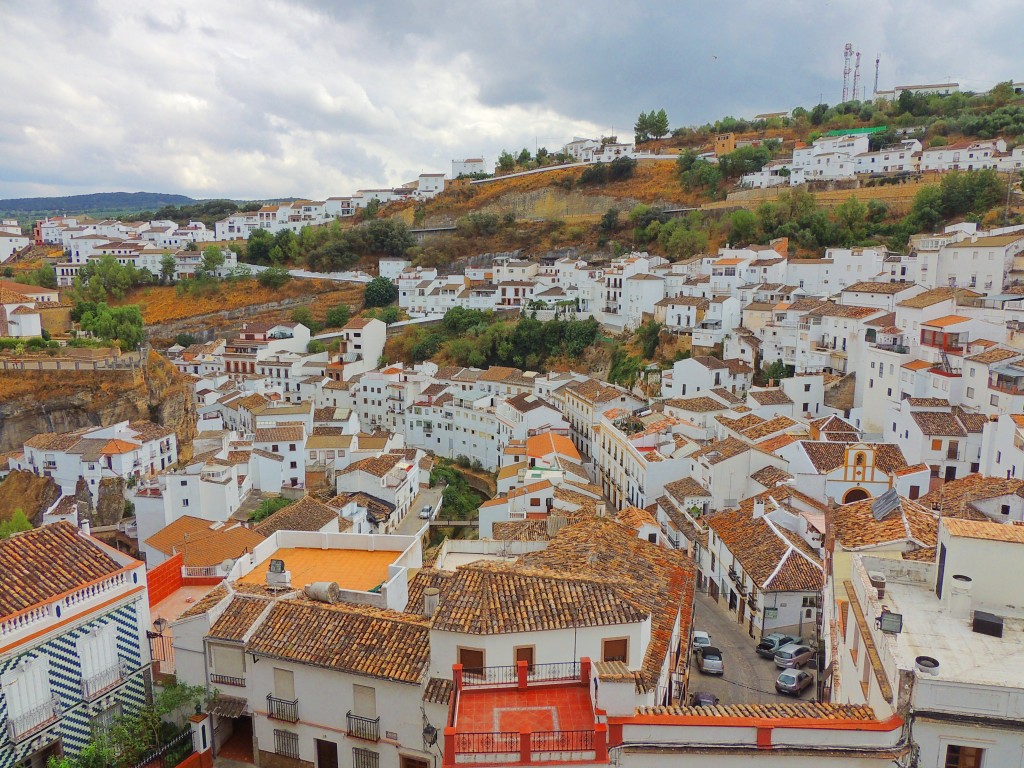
[455,683,596,733]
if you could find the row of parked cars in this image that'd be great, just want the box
[689,630,815,703]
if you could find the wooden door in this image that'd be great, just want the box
[514,646,534,671]
[738,598,746,624]
[315,739,338,768]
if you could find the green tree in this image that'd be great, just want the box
[307,340,326,354]
[809,103,829,125]
[636,321,663,359]
[763,359,793,382]
[291,306,323,333]
[364,276,398,307]
[0,510,32,539]
[650,108,670,139]
[200,245,225,275]
[634,111,653,143]
[159,253,176,283]
[497,151,516,172]
[257,265,292,288]
[245,229,274,264]
[174,333,197,347]
[599,207,620,233]
[249,497,292,523]
[324,303,351,328]
[79,303,145,350]
[728,209,759,245]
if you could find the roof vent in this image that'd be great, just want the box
[973,610,1004,638]
[867,571,887,599]
[266,558,292,591]
[915,656,940,676]
[304,582,341,604]
[423,587,440,618]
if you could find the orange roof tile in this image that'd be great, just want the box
[922,314,970,328]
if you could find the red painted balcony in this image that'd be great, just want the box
[919,329,967,353]
[444,659,608,766]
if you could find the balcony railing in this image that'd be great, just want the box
[210,673,245,688]
[266,694,299,722]
[455,731,520,755]
[989,379,1024,396]
[82,658,132,700]
[346,711,380,742]
[532,730,595,754]
[7,695,61,742]
[461,661,581,687]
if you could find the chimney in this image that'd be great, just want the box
[423,587,440,619]
[753,500,766,519]
[948,574,973,621]
[79,516,91,536]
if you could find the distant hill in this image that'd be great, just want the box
[0,191,196,215]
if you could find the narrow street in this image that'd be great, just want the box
[394,482,446,537]
[690,592,811,705]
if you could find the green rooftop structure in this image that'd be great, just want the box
[824,126,888,137]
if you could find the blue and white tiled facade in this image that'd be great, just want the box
[0,601,149,768]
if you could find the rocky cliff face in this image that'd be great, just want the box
[0,351,197,456]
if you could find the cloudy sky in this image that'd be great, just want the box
[1,0,1020,201]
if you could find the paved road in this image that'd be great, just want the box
[394,483,446,537]
[690,592,813,705]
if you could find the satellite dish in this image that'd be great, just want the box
[221,558,236,573]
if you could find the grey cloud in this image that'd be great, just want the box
[0,0,1020,200]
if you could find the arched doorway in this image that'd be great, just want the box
[843,487,870,503]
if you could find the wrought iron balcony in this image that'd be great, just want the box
[346,711,380,742]
[266,694,299,723]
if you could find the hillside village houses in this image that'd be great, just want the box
[741,131,1024,188]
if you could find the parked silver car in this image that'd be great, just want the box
[774,643,814,669]
[775,669,814,696]
[697,645,724,675]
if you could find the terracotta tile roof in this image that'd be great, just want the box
[247,600,430,683]
[492,520,550,541]
[829,496,938,551]
[616,506,659,530]
[423,677,453,705]
[842,281,912,294]
[749,389,793,406]
[799,442,908,474]
[253,496,339,537]
[897,286,958,309]
[966,347,1020,365]
[178,584,230,619]
[0,522,126,617]
[254,426,304,443]
[505,392,556,413]
[209,595,271,641]
[902,359,932,371]
[750,465,794,488]
[742,415,798,440]
[865,311,897,328]
[238,393,270,412]
[710,387,743,405]
[327,491,395,523]
[663,396,726,413]
[911,410,966,437]
[479,365,522,382]
[430,562,647,634]
[692,437,751,465]
[144,517,264,567]
[805,302,882,320]
[338,453,403,478]
[128,420,175,442]
[942,517,1024,544]
[716,413,765,432]
[705,509,823,592]
[664,477,712,501]
[810,415,859,435]
[24,427,91,451]
[919,474,1024,517]
[635,702,876,720]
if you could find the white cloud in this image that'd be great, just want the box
[0,0,1019,200]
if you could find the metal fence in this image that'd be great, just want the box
[454,731,520,754]
[532,730,594,753]
[128,728,193,768]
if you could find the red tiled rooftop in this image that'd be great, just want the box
[455,682,595,734]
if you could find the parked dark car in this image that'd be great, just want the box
[689,691,720,706]
[697,645,724,675]
[775,669,814,696]
[756,633,801,659]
